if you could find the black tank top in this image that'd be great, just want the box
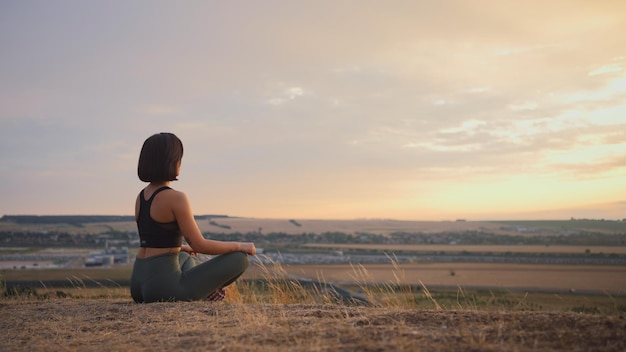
[137,186,183,248]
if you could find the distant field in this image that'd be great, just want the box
[0,267,132,282]
[3,217,625,295]
[0,221,137,234]
[303,243,626,254]
[1,217,623,235]
[492,219,626,233]
[200,218,504,235]
[270,263,626,294]
[5,261,625,295]
[200,218,625,235]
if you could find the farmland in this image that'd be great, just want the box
[2,216,625,294]
[2,215,625,236]
[303,243,626,254]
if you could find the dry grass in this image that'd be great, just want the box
[2,299,625,351]
[2,259,626,351]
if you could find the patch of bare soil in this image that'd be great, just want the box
[2,300,625,351]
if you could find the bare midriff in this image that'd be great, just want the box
[137,247,181,259]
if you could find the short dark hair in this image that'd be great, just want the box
[137,133,184,182]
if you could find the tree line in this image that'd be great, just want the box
[1,229,624,248]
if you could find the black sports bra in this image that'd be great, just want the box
[137,186,183,248]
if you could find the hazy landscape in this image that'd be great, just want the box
[1,216,625,350]
[4,1,626,350]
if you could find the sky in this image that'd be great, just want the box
[1,1,625,221]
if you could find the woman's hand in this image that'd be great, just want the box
[239,242,256,256]
[181,244,197,256]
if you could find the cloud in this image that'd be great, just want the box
[267,87,306,106]
[588,63,623,76]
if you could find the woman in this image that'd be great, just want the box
[130,132,256,303]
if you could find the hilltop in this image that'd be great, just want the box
[1,299,625,351]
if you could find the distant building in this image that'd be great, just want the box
[84,241,129,267]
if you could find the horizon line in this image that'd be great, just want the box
[1,214,623,222]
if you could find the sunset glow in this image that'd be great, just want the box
[0,1,625,220]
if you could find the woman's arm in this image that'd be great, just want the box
[171,191,256,256]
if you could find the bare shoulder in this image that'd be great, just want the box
[168,188,188,199]
[164,188,191,207]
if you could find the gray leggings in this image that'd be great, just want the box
[130,251,249,303]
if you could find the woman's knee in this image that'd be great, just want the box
[214,251,249,273]
[228,251,249,271]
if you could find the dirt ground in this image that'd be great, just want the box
[2,299,625,352]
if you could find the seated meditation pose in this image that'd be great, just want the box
[130,132,256,303]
